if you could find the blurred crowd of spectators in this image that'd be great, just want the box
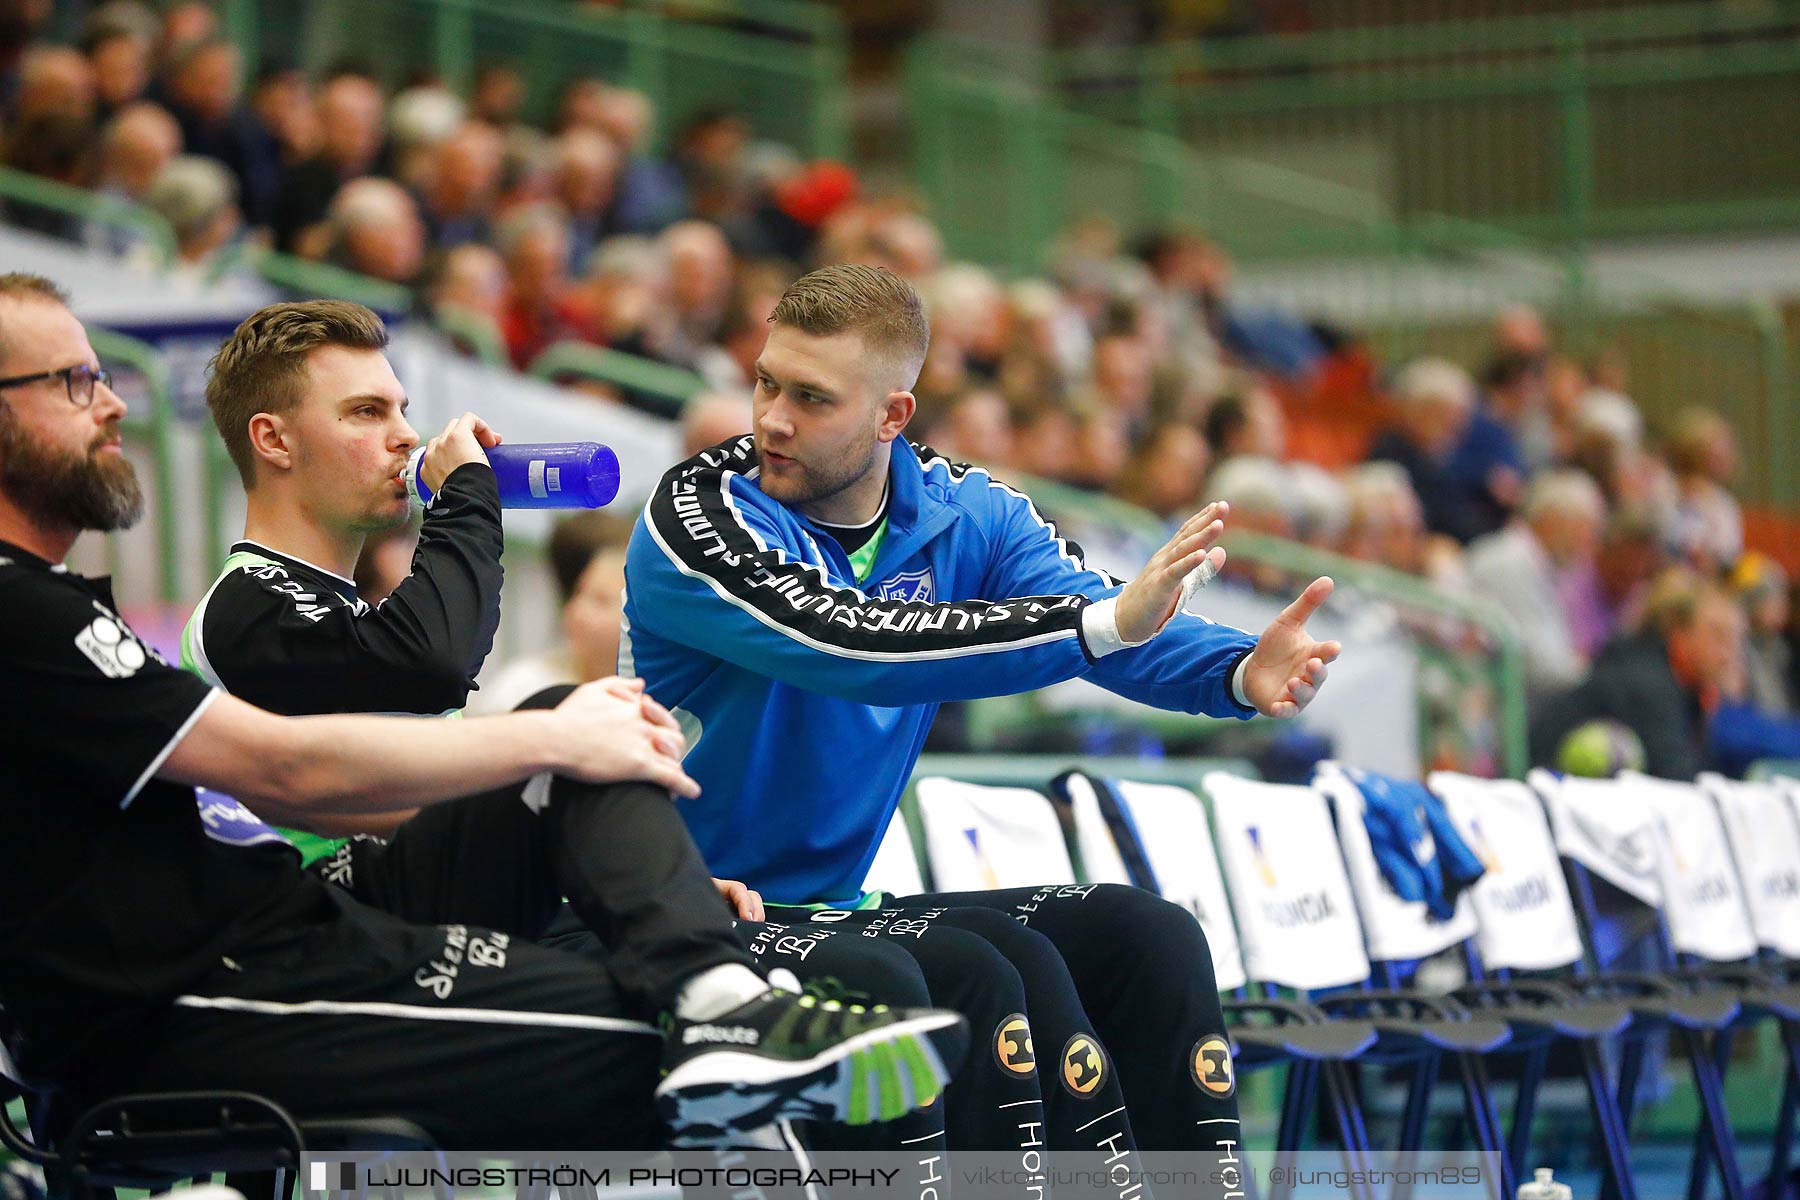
[886,224,1795,778]
[4,0,1795,780]
[0,0,850,358]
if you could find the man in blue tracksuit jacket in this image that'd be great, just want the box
[625,264,1341,1165]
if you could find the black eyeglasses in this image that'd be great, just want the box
[0,363,114,408]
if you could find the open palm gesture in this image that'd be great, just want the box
[1243,576,1341,718]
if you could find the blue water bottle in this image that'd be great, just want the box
[406,441,621,509]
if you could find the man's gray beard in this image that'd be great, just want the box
[0,411,145,533]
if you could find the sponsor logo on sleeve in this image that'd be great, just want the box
[1060,1034,1107,1097]
[1191,1034,1236,1099]
[994,1014,1036,1076]
[74,613,148,678]
[194,791,296,850]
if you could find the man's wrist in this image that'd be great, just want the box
[1229,650,1255,712]
[442,460,497,489]
[510,708,567,780]
[426,460,499,514]
[1080,595,1152,659]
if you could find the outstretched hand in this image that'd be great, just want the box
[1242,576,1341,719]
[1115,502,1229,645]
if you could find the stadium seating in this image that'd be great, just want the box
[912,776,1076,892]
[907,763,1517,1174]
[1054,772,1247,993]
[1522,771,1770,1200]
[9,6,1800,1191]
[1048,772,1387,1171]
[892,765,1384,1164]
[860,810,927,898]
[1698,774,1800,1191]
[1420,772,1637,1192]
[1554,772,1800,1200]
[1204,771,1514,1188]
[888,753,1800,1194]
[1313,764,1636,1198]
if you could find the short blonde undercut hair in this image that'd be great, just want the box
[769,263,931,391]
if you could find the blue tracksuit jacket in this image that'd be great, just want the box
[623,435,1259,904]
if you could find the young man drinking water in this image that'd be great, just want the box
[175,297,965,1142]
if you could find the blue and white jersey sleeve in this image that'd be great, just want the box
[631,451,1100,705]
[978,480,1260,719]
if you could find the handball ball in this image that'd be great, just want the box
[1556,719,1647,777]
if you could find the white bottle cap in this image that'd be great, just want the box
[404,446,433,509]
[1516,1167,1572,1200]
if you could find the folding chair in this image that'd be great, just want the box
[1531,769,1751,1200]
[0,1078,434,1200]
[1609,771,1800,1200]
[918,770,1379,1167]
[1697,773,1800,1195]
[1699,775,1800,970]
[1051,771,1382,1190]
[861,809,929,899]
[1420,771,1639,1198]
[911,776,1077,892]
[1314,766,1530,1162]
[1203,771,1513,1194]
[1309,765,1535,1194]
[1777,774,1800,827]
[0,1006,435,1200]
[1055,772,1248,994]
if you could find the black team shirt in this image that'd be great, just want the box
[0,540,321,1080]
[183,463,504,719]
[179,464,504,865]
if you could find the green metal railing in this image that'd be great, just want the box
[0,167,410,318]
[1056,2,1800,79]
[433,305,509,367]
[202,438,240,589]
[907,40,1800,510]
[1359,296,1798,507]
[88,328,181,604]
[1748,759,1800,784]
[1227,530,1530,778]
[906,36,1592,278]
[0,167,177,268]
[231,0,849,160]
[527,340,708,416]
[247,249,416,314]
[1049,2,1800,246]
[0,172,752,612]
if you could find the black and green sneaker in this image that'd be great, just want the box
[655,988,968,1144]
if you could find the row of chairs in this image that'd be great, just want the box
[868,759,1800,1200]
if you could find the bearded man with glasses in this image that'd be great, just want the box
[0,351,141,535]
